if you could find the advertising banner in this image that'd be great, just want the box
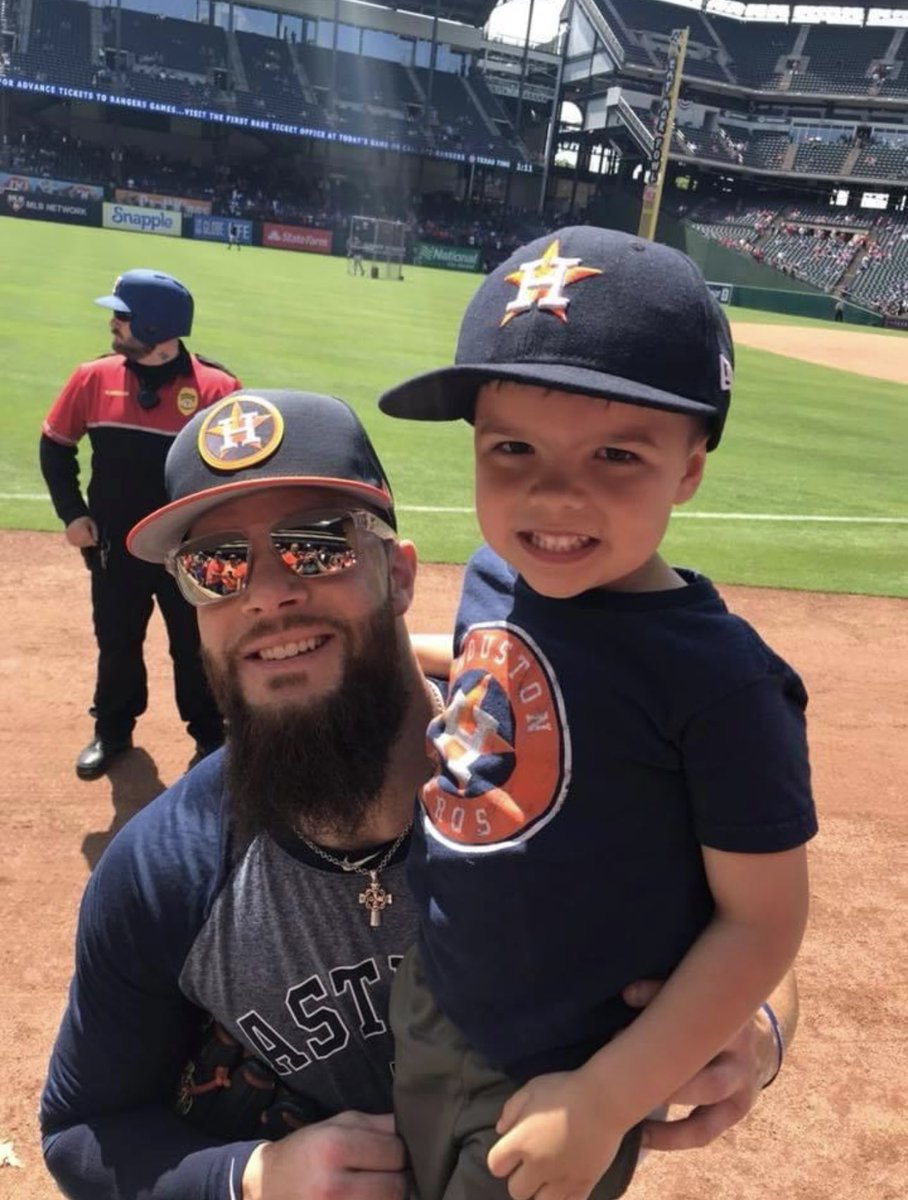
[413,242,481,272]
[706,281,734,305]
[262,223,332,254]
[0,171,104,201]
[102,202,182,237]
[2,188,100,225]
[192,215,253,244]
[115,187,211,216]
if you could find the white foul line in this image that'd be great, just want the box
[399,506,908,525]
[2,496,906,525]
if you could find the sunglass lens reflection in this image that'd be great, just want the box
[177,544,251,599]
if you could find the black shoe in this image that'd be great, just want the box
[75,736,133,781]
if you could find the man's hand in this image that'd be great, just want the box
[488,1070,624,1200]
[65,516,98,549]
[242,1111,407,1200]
[622,979,782,1151]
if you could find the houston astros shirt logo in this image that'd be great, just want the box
[501,238,602,327]
[197,396,285,470]
[423,622,570,849]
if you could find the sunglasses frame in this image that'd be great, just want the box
[165,507,397,606]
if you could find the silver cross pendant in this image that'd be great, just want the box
[359,871,393,927]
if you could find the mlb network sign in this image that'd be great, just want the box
[102,202,182,237]
[193,215,252,244]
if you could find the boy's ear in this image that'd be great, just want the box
[674,442,708,506]
[387,539,418,617]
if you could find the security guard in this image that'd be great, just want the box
[40,269,241,780]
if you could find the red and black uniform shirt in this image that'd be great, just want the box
[41,349,241,538]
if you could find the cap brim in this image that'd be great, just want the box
[128,476,395,563]
[94,294,131,313]
[379,362,719,424]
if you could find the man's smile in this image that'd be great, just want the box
[247,633,333,662]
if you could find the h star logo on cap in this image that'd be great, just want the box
[501,239,602,327]
[197,395,285,471]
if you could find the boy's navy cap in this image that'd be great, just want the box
[128,390,395,562]
[379,225,734,450]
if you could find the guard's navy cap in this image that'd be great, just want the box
[128,390,395,562]
[379,225,734,450]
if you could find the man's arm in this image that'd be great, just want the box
[39,433,92,530]
[409,633,452,680]
[623,968,798,1151]
[41,789,261,1200]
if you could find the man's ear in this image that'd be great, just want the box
[674,443,708,506]
[387,540,417,617]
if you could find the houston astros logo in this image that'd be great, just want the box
[501,239,601,328]
[197,395,285,470]
[423,623,570,849]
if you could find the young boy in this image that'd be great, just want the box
[378,226,816,1200]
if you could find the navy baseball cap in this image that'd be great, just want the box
[128,390,395,562]
[379,226,734,450]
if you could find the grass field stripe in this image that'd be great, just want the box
[398,506,908,525]
[4,495,907,525]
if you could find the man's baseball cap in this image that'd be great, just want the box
[379,226,734,450]
[128,390,395,563]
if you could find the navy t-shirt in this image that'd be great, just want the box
[412,545,817,1081]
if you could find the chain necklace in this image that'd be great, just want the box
[297,679,445,928]
[298,819,413,928]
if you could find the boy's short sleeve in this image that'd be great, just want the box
[683,669,816,853]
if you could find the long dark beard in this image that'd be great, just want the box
[204,601,411,843]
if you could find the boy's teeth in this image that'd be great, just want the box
[529,533,592,552]
[259,636,325,661]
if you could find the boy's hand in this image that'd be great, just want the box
[487,1070,623,1200]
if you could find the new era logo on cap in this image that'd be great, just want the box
[379,225,735,450]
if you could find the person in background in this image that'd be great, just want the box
[39,268,240,779]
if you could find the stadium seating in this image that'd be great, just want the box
[106,7,229,78]
[846,214,908,314]
[852,141,908,181]
[792,139,851,177]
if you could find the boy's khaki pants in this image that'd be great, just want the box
[391,947,641,1200]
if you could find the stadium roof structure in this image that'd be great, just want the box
[378,0,500,29]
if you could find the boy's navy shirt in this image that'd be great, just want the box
[411,545,817,1083]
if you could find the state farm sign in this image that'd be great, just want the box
[262,223,332,254]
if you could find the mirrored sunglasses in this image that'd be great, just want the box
[166,508,397,606]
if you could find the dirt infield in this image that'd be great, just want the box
[733,323,908,384]
[0,532,905,1200]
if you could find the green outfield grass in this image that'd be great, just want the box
[1,217,906,596]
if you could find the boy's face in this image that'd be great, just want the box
[473,382,707,597]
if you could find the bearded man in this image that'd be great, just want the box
[41,391,799,1200]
